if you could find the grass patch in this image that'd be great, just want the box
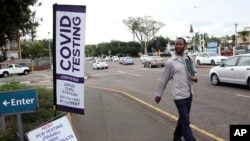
[0,82,64,141]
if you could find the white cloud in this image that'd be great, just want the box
[33,0,250,44]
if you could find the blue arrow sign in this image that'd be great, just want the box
[0,89,38,115]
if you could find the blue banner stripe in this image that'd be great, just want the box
[57,105,84,115]
[56,74,84,83]
[55,4,86,13]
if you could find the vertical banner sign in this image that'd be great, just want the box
[53,4,86,114]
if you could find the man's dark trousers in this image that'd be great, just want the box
[173,95,196,141]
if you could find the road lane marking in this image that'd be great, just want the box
[139,68,164,72]
[87,86,226,141]
[118,71,140,76]
[236,94,250,99]
[88,72,124,76]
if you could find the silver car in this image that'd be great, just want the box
[209,54,250,89]
[235,46,247,55]
[122,57,134,65]
[142,56,165,68]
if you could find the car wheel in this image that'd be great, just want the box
[197,60,201,65]
[211,74,220,85]
[149,63,152,68]
[3,72,9,77]
[247,78,250,89]
[211,60,215,66]
[23,70,29,75]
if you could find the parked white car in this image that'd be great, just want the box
[195,52,228,65]
[111,56,119,62]
[105,56,111,61]
[209,54,250,89]
[0,64,30,77]
[93,59,108,69]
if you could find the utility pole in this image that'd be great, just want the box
[48,32,52,70]
[234,24,237,56]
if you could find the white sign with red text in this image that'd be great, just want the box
[26,116,77,141]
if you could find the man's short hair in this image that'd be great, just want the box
[177,37,187,45]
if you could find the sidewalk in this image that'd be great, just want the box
[71,87,205,141]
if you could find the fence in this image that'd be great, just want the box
[0,57,51,71]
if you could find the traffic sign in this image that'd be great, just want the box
[0,89,38,115]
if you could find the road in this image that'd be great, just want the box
[84,58,250,141]
[2,57,249,140]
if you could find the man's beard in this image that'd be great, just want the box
[175,48,184,54]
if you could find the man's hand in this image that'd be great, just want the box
[191,75,198,83]
[155,96,161,104]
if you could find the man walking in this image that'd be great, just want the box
[155,37,198,141]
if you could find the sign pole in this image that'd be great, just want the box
[17,113,24,141]
[0,116,6,132]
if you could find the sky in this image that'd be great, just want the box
[32,0,250,44]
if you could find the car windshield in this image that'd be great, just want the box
[98,59,106,62]
[208,52,219,56]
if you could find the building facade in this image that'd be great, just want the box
[0,35,21,61]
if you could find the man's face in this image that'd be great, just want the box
[175,39,186,54]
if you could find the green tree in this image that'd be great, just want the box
[148,36,168,53]
[123,16,165,54]
[87,41,141,57]
[231,34,236,47]
[0,0,41,62]
[21,40,49,58]
[85,44,97,57]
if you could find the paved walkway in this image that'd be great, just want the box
[71,87,206,141]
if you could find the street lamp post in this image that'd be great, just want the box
[48,32,52,70]
[234,24,237,56]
